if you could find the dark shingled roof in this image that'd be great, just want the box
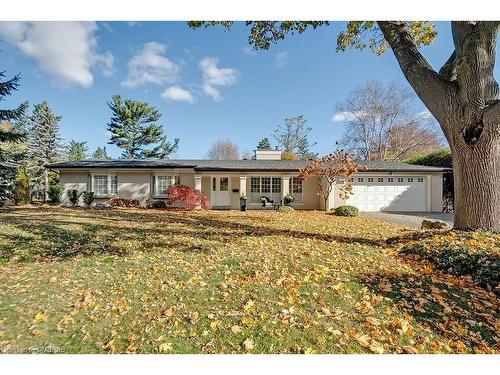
[47,159,449,172]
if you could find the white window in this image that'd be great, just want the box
[408,177,414,183]
[358,177,364,182]
[388,177,394,183]
[220,177,229,191]
[368,177,374,183]
[157,176,170,195]
[417,177,424,183]
[397,177,404,183]
[250,177,283,202]
[348,178,354,183]
[93,175,108,196]
[152,175,179,196]
[92,174,117,196]
[378,177,383,182]
[289,177,303,202]
[250,177,260,202]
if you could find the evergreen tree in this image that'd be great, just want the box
[0,70,28,202]
[107,95,179,159]
[65,140,88,161]
[28,102,62,201]
[256,137,271,150]
[12,167,30,205]
[92,146,111,160]
[273,115,317,160]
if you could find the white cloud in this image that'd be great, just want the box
[161,85,195,103]
[331,111,357,123]
[0,21,114,88]
[274,52,288,69]
[121,42,180,88]
[199,57,238,102]
[242,46,256,56]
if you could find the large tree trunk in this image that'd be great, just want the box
[452,137,500,230]
[378,21,500,231]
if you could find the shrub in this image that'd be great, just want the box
[283,194,294,205]
[399,231,499,292]
[334,205,359,217]
[166,185,209,210]
[82,191,96,207]
[146,199,167,209]
[67,189,82,206]
[108,196,141,208]
[13,167,30,205]
[278,205,294,212]
[47,183,63,205]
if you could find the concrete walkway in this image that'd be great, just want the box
[361,211,454,228]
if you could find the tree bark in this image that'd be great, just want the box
[378,21,500,231]
[451,135,500,230]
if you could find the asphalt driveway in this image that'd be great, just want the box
[361,211,454,228]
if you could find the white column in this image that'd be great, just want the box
[194,175,202,209]
[194,175,202,191]
[282,176,290,198]
[239,176,247,197]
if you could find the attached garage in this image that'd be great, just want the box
[348,176,428,212]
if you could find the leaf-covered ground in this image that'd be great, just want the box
[0,207,498,354]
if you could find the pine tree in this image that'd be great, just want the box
[65,140,88,161]
[107,95,179,159]
[256,137,272,150]
[92,146,111,160]
[28,102,62,201]
[0,70,28,202]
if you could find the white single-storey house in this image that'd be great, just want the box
[48,149,448,212]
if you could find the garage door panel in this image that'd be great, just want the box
[347,176,427,212]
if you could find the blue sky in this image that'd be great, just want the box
[1,21,498,158]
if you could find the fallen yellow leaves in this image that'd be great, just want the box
[355,334,385,354]
[158,342,173,353]
[0,208,498,354]
[243,338,254,351]
[34,311,48,323]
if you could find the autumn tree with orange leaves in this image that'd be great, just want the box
[299,151,358,209]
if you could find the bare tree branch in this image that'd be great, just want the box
[377,22,456,125]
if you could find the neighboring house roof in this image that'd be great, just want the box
[47,159,449,172]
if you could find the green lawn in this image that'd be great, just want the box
[0,207,498,353]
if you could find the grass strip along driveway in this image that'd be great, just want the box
[0,207,498,353]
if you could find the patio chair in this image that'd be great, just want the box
[260,196,274,210]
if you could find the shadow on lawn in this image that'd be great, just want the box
[360,271,499,351]
[1,207,386,263]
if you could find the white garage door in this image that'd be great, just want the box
[347,176,427,212]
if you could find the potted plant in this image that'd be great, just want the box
[283,194,294,206]
[240,194,247,211]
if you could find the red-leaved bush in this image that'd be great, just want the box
[166,185,210,210]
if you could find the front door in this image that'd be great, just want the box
[211,176,230,206]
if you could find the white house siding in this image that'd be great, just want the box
[117,172,151,205]
[430,174,444,212]
[60,171,88,205]
[56,169,443,212]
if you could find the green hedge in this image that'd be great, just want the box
[333,205,359,217]
[278,205,294,212]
